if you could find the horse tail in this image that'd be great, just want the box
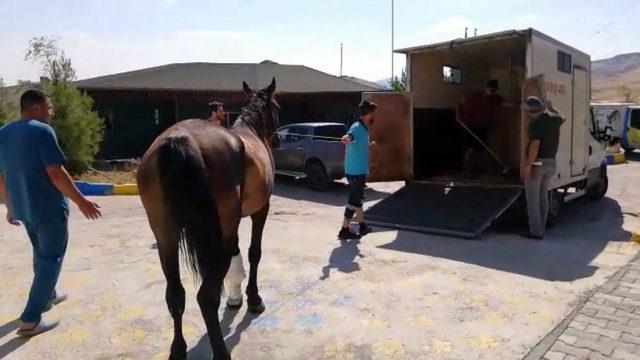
[157,136,221,281]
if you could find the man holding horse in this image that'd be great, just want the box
[338,100,377,240]
[0,89,102,337]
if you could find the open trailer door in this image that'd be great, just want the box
[362,91,413,182]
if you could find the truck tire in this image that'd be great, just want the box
[305,162,331,191]
[587,165,608,200]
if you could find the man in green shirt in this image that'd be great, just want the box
[521,96,564,239]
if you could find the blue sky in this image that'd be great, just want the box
[1,0,639,85]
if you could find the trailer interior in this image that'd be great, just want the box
[411,36,528,183]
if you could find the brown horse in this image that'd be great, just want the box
[137,79,278,360]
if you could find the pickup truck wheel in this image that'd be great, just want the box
[305,163,330,191]
[587,165,608,200]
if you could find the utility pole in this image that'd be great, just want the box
[391,0,395,81]
[465,27,468,38]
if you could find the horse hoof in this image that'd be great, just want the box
[169,352,187,360]
[226,300,243,310]
[170,339,187,360]
[247,301,266,314]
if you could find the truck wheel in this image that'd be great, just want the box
[305,163,330,191]
[587,165,608,200]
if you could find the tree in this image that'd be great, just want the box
[389,67,407,91]
[25,36,76,85]
[43,82,103,173]
[26,36,104,174]
[619,85,637,103]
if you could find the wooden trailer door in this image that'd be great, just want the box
[521,74,545,176]
[362,91,413,182]
[571,67,588,176]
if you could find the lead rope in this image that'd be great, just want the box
[271,131,345,142]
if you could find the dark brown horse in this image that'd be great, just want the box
[137,79,278,360]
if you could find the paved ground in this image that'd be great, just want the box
[531,253,640,360]
[0,158,639,359]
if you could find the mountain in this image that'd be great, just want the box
[592,53,640,102]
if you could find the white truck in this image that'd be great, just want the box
[591,102,640,151]
[362,28,608,238]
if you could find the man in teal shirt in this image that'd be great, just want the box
[338,100,377,240]
[0,90,102,336]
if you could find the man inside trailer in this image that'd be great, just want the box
[458,79,517,175]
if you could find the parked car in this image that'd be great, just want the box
[272,122,347,190]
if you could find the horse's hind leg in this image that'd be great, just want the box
[246,202,269,314]
[159,244,187,360]
[141,183,187,360]
[198,257,232,360]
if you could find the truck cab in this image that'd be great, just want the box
[591,103,640,151]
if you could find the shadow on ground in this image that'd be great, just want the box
[377,195,631,282]
[273,175,390,206]
[0,319,29,359]
[187,308,260,359]
[320,238,365,280]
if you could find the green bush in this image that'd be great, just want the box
[0,79,19,127]
[0,101,18,128]
[44,82,104,174]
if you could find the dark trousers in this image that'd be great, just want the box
[344,175,366,219]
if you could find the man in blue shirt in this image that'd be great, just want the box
[338,100,377,240]
[0,90,102,337]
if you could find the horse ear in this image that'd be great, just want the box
[243,81,253,96]
[265,78,276,97]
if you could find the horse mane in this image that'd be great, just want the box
[231,91,275,138]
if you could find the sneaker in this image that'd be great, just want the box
[359,223,373,236]
[338,228,360,240]
[519,231,543,240]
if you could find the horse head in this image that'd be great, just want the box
[240,78,279,141]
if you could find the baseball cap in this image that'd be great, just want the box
[523,96,544,112]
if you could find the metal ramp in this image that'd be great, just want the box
[365,182,522,239]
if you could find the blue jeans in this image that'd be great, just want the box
[20,216,69,323]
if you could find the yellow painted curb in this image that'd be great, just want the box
[612,152,626,164]
[112,184,139,195]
